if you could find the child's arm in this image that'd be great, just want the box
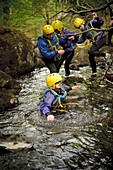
[40,91,55,121]
[72,85,80,90]
[64,85,80,92]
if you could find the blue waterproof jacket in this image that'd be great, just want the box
[77,17,106,43]
[38,34,61,60]
[39,86,72,116]
[57,28,77,52]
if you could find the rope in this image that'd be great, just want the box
[63,26,113,37]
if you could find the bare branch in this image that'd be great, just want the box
[85,3,93,9]
[76,0,79,6]
[49,0,113,22]
[49,10,63,20]
[62,0,113,15]
[76,0,92,10]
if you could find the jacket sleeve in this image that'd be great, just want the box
[61,29,77,52]
[76,34,86,44]
[91,17,104,28]
[38,37,57,59]
[60,36,76,52]
[63,28,77,35]
[64,86,72,92]
[40,91,55,116]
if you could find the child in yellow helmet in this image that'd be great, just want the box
[51,20,78,76]
[72,12,112,76]
[39,73,80,121]
[38,25,65,73]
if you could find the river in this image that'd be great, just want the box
[0,66,113,170]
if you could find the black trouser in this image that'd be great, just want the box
[108,24,113,45]
[42,55,66,73]
[63,50,74,76]
[88,37,106,73]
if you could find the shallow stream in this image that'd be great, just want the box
[0,66,113,170]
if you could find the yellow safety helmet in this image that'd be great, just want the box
[73,18,85,28]
[51,20,64,33]
[46,73,62,89]
[43,25,54,36]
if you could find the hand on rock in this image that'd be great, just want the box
[47,114,55,121]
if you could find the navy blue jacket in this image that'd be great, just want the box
[77,17,106,43]
[56,28,77,52]
[38,34,61,60]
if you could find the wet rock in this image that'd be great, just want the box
[0,71,21,111]
[63,76,85,85]
[106,73,113,82]
[0,134,33,152]
[0,142,32,152]
[70,45,90,69]
[34,47,45,68]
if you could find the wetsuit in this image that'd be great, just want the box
[108,18,113,46]
[56,29,77,76]
[76,17,106,73]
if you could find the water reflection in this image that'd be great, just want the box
[0,67,113,170]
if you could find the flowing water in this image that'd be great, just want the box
[0,66,113,170]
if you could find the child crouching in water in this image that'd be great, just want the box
[40,73,80,121]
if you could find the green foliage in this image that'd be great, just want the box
[0,0,62,37]
[0,0,111,39]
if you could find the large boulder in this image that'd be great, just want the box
[0,25,39,77]
[0,24,41,110]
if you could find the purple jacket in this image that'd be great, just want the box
[56,28,77,52]
[39,86,72,116]
[77,17,106,43]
